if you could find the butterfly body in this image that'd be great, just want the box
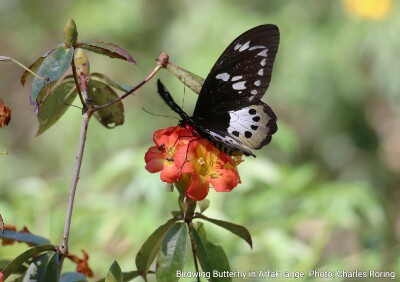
[157,24,280,157]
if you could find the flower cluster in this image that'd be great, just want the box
[145,126,241,200]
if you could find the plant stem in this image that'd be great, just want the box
[94,64,161,111]
[71,56,85,105]
[188,225,201,282]
[59,109,92,255]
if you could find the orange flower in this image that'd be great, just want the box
[343,0,393,20]
[145,126,241,200]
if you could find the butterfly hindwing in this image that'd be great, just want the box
[193,24,280,117]
[192,101,277,156]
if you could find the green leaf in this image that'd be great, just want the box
[90,73,133,92]
[166,63,204,94]
[2,229,51,246]
[78,42,136,64]
[36,81,77,136]
[96,271,140,282]
[22,251,60,282]
[135,218,178,280]
[1,245,55,280]
[105,261,122,282]
[30,45,74,104]
[43,251,60,282]
[194,213,252,248]
[60,272,87,282]
[87,80,124,128]
[156,223,188,282]
[190,223,231,282]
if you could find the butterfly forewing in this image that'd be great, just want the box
[193,24,280,117]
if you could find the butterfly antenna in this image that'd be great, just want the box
[141,107,179,120]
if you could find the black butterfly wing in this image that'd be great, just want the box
[193,24,280,117]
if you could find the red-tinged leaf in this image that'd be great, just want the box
[60,272,88,282]
[0,272,3,282]
[1,227,50,246]
[189,223,231,282]
[0,100,12,127]
[87,80,124,128]
[66,250,93,277]
[36,81,77,136]
[156,223,188,282]
[78,42,136,64]
[194,213,252,248]
[1,244,55,280]
[166,63,204,95]
[30,45,74,105]
[20,45,59,86]
[135,218,178,280]
[22,251,60,282]
[90,73,133,92]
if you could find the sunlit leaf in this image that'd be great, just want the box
[1,245,55,280]
[1,228,50,246]
[22,251,59,282]
[87,80,124,128]
[105,261,122,282]
[60,272,87,282]
[20,46,59,86]
[96,271,140,282]
[91,73,133,92]
[166,63,204,94]
[30,45,74,105]
[194,213,252,248]
[135,218,178,280]
[36,81,77,136]
[78,42,136,64]
[190,223,231,282]
[156,223,188,282]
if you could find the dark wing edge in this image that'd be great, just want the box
[193,24,280,116]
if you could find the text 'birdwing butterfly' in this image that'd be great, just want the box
[157,24,280,157]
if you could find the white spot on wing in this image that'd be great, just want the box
[260,58,267,66]
[232,81,246,90]
[251,89,257,95]
[239,41,250,52]
[216,72,230,81]
[254,80,261,86]
[249,45,266,50]
[257,49,268,57]
[234,43,241,50]
[231,75,243,81]
[258,69,264,76]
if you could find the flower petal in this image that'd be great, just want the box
[144,146,164,173]
[186,173,209,201]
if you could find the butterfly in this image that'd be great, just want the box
[157,24,279,157]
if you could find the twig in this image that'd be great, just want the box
[94,64,161,111]
[59,109,92,255]
[71,57,85,106]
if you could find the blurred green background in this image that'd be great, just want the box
[1,0,399,281]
